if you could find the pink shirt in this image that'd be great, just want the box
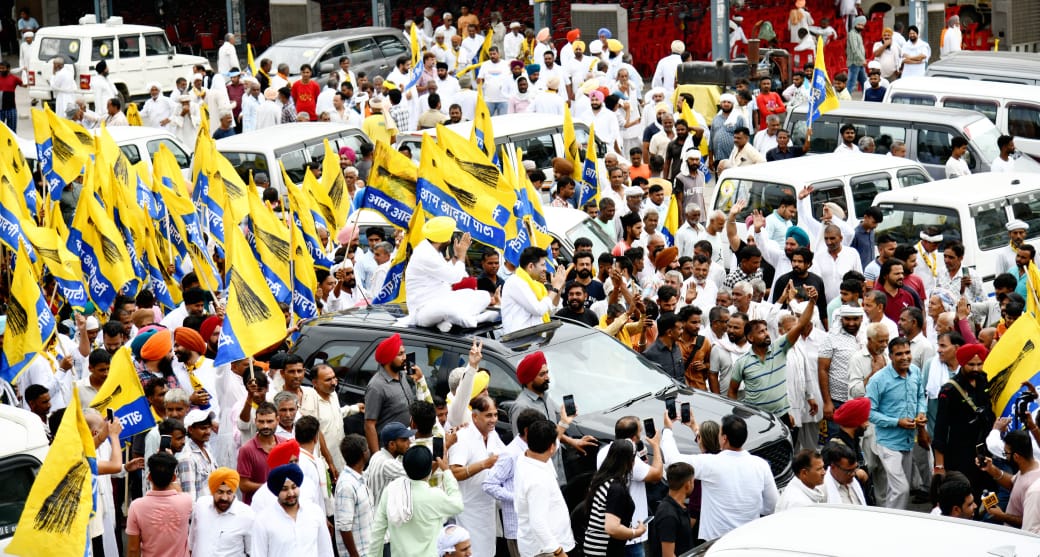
[126,489,193,557]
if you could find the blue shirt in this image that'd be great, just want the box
[867,363,927,452]
[849,224,875,268]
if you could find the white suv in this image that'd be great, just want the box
[27,15,209,107]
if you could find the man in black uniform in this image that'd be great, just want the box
[933,344,997,499]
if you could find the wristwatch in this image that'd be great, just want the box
[547,286,559,294]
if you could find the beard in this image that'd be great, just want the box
[390,360,407,373]
[174,349,192,363]
[727,332,744,344]
[214,498,232,512]
[158,356,175,377]
[258,426,275,437]
[532,379,550,394]
[567,298,583,312]
[576,269,592,280]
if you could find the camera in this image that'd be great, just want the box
[1016,389,1037,421]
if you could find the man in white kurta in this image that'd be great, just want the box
[447,401,506,557]
[140,82,175,131]
[404,217,492,331]
[501,247,566,334]
[252,464,334,557]
[50,59,77,116]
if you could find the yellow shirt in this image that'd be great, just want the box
[362,112,396,145]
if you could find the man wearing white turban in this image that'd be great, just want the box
[140,81,175,130]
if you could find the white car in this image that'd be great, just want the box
[685,505,1040,556]
[103,125,194,183]
[28,15,208,107]
[0,405,50,553]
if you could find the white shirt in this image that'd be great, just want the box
[51,66,77,116]
[775,477,828,511]
[565,56,594,90]
[945,155,971,178]
[299,389,359,473]
[405,240,468,316]
[299,446,332,514]
[661,429,778,540]
[991,156,1015,173]
[528,90,566,116]
[810,247,863,305]
[141,94,175,131]
[834,142,861,154]
[900,39,931,78]
[256,99,281,130]
[503,32,524,60]
[478,59,511,103]
[92,73,119,111]
[941,27,962,57]
[596,442,652,543]
[251,499,333,557]
[189,496,255,557]
[501,273,559,334]
[590,107,622,153]
[435,76,461,112]
[459,34,485,67]
[652,53,683,91]
[675,222,706,259]
[218,41,239,74]
[449,424,506,557]
[315,86,337,118]
[515,455,576,556]
[753,129,779,155]
[452,89,478,121]
[823,468,867,505]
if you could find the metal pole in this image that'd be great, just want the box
[711,0,731,61]
[909,0,929,44]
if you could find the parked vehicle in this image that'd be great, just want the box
[784,101,1040,179]
[0,405,50,553]
[926,50,1040,86]
[883,76,1040,161]
[872,172,1040,287]
[28,15,209,107]
[216,122,370,194]
[256,27,409,80]
[291,307,795,503]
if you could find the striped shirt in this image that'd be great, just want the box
[731,337,792,417]
[583,479,633,557]
[334,466,374,557]
[363,448,405,508]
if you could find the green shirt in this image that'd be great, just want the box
[367,472,464,557]
[731,337,792,417]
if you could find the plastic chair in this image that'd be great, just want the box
[199,33,217,57]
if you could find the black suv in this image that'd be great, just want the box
[291,306,794,496]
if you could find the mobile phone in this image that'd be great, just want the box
[253,366,264,385]
[665,398,677,420]
[106,408,115,422]
[433,437,444,460]
[643,515,655,526]
[159,435,172,452]
[962,266,970,277]
[563,394,577,417]
[681,402,691,424]
[405,352,416,374]
[643,418,656,440]
[976,443,989,467]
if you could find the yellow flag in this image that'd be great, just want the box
[247,43,257,76]
[409,23,422,68]
[322,139,351,231]
[470,87,496,160]
[304,166,336,231]
[69,166,136,311]
[372,202,425,304]
[680,97,708,156]
[576,122,599,208]
[90,346,157,439]
[807,36,840,126]
[6,387,96,556]
[361,140,418,229]
[248,181,292,292]
[126,102,142,125]
[2,241,55,381]
[214,202,287,365]
[563,108,582,183]
[22,222,89,311]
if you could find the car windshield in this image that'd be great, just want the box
[509,331,673,414]
[873,202,963,246]
[564,217,614,258]
[965,118,1001,163]
[258,45,316,73]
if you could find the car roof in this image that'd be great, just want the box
[299,304,588,357]
[0,405,49,461]
[703,505,1040,556]
[873,172,1040,207]
[271,27,405,46]
[718,153,926,183]
[543,206,595,231]
[929,50,1040,73]
[789,100,987,125]
[40,23,163,36]
[886,76,1040,101]
[99,126,178,142]
[402,113,588,142]
[214,122,365,150]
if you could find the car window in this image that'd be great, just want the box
[897,168,930,188]
[221,151,270,183]
[147,139,190,169]
[850,173,892,218]
[942,98,998,124]
[118,34,141,58]
[971,199,1010,251]
[359,340,460,396]
[333,132,369,152]
[37,37,79,63]
[914,127,957,166]
[889,93,936,106]
[143,33,172,56]
[574,127,608,159]
[92,36,115,60]
[347,38,379,64]
[376,35,408,58]
[1007,103,1040,141]
[515,132,555,170]
[808,180,846,220]
[874,202,963,246]
[790,118,839,152]
[859,125,906,155]
[309,340,368,385]
[0,458,38,540]
[318,42,347,71]
[120,144,142,164]
[279,148,309,184]
[714,178,797,221]
[1008,191,1040,246]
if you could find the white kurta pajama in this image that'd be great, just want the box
[404,240,491,330]
[448,425,506,557]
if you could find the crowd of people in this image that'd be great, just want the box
[5,3,1040,557]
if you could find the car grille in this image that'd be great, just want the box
[752,438,794,486]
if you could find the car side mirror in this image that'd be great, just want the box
[320,61,334,75]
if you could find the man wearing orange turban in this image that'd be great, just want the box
[191,468,254,555]
[173,327,218,418]
[933,343,995,495]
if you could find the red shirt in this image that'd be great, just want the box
[754,92,786,129]
[0,73,23,110]
[877,284,918,322]
[236,435,287,504]
[291,79,321,119]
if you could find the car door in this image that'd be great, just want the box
[346,36,381,80]
[1006,102,1040,161]
[316,41,347,78]
[374,34,408,78]
[848,172,893,220]
[142,32,177,84]
[912,125,962,179]
[116,33,144,88]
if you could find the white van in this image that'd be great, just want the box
[872,172,1040,286]
[216,122,371,194]
[28,15,208,107]
[395,113,607,180]
[0,405,50,553]
[711,153,932,238]
[687,505,1040,556]
[883,76,1040,162]
[104,126,193,182]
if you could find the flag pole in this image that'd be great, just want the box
[288,208,297,328]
